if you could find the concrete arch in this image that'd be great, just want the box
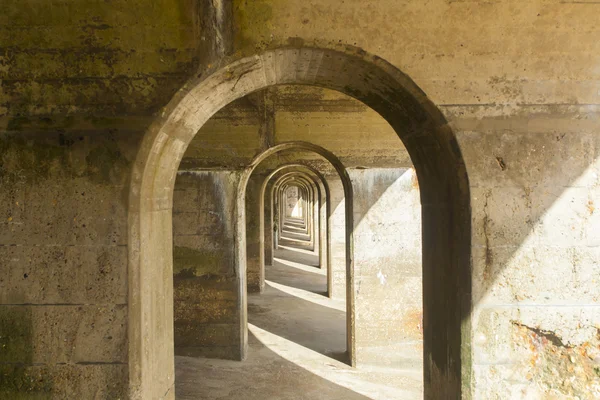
[128,45,471,399]
[278,175,314,224]
[274,174,315,234]
[264,164,329,250]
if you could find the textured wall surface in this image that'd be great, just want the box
[328,179,347,300]
[246,173,265,293]
[351,168,422,369]
[0,0,200,134]
[172,171,241,360]
[0,131,135,397]
[2,0,599,397]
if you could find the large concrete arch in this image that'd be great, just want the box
[128,45,471,399]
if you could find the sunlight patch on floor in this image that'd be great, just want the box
[249,323,420,399]
[265,279,345,311]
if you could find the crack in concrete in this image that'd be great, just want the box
[482,189,493,283]
[512,321,573,348]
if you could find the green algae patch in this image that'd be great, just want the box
[233,0,275,53]
[173,246,228,277]
[0,307,33,363]
[0,133,130,185]
[0,365,53,400]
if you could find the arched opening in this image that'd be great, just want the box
[128,46,471,399]
[261,163,331,293]
[243,146,349,365]
[239,141,355,364]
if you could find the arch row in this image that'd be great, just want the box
[128,45,471,399]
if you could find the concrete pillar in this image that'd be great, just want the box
[246,173,265,293]
[312,181,320,255]
[328,177,347,299]
[350,168,422,368]
[319,179,329,271]
[264,180,274,266]
[172,170,243,360]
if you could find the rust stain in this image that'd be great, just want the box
[512,321,600,397]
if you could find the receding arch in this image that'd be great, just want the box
[128,45,471,399]
[239,141,355,365]
[275,174,319,250]
[249,168,321,292]
[261,163,331,290]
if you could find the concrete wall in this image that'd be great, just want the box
[0,131,132,397]
[2,0,599,397]
[463,116,600,398]
[0,1,199,394]
[350,168,422,369]
[172,171,241,360]
[1,0,200,134]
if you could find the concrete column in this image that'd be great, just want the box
[172,170,243,360]
[328,177,347,299]
[319,180,329,271]
[246,173,265,293]
[264,180,274,266]
[349,168,422,368]
[312,181,320,255]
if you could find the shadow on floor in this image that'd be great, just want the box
[273,245,320,268]
[249,241,347,363]
[175,330,369,400]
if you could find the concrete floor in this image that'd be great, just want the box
[175,225,422,399]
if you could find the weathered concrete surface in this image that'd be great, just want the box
[350,168,422,370]
[246,173,266,293]
[0,131,133,396]
[4,0,600,397]
[461,111,600,398]
[1,0,201,134]
[232,0,600,105]
[328,178,347,301]
[172,171,242,360]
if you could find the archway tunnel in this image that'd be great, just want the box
[130,47,470,399]
[168,89,430,398]
[5,3,600,400]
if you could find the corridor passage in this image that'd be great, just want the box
[174,217,422,399]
